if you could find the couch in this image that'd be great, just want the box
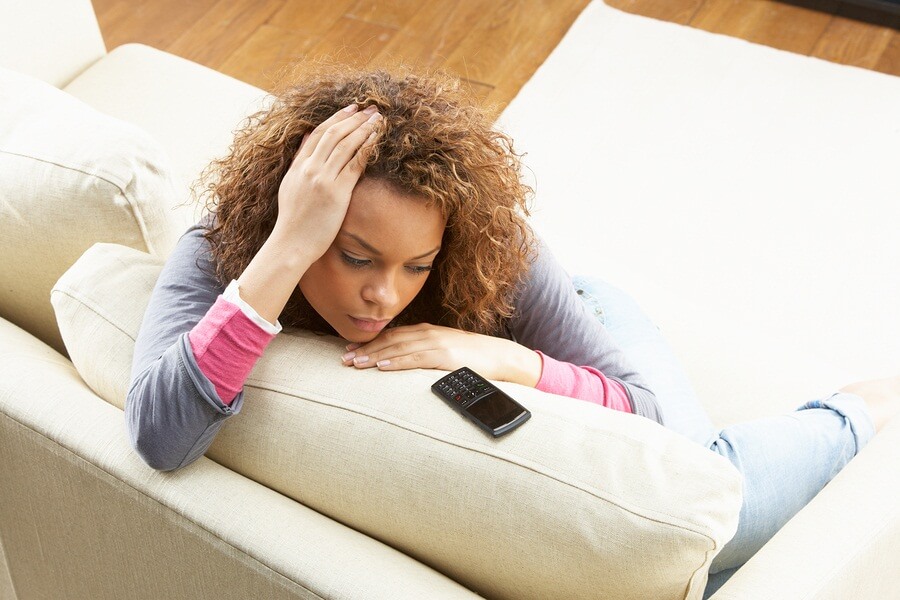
[1,1,899,599]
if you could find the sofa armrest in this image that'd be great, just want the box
[711,418,900,599]
[0,318,479,600]
[0,0,105,87]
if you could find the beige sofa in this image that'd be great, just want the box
[1,1,899,599]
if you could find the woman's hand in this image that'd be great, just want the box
[235,104,379,325]
[341,324,543,387]
[271,103,381,262]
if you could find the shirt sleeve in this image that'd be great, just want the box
[126,214,251,471]
[507,233,664,424]
[187,281,279,405]
[534,351,633,414]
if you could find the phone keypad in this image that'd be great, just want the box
[434,368,492,408]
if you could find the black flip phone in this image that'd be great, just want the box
[431,367,531,437]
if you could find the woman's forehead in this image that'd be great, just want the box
[343,177,445,252]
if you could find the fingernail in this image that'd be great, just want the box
[343,103,358,113]
[345,343,361,351]
[353,355,369,365]
[376,360,390,368]
[366,112,382,123]
[342,351,356,361]
[362,105,378,115]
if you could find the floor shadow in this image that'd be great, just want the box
[779,0,900,28]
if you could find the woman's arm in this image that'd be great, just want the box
[345,234,661,421]
[506,236,663,423]
[126,219,241,471]
[128,104,381,471]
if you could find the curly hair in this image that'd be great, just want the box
[196,65,535,337]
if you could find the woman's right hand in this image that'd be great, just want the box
[272,103,381,262]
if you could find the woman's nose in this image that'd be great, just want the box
[362,272,400,307]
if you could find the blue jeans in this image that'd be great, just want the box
[571,276,876,596]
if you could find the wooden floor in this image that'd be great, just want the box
[92,0,900,117]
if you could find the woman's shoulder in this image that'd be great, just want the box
[160,213,222,289]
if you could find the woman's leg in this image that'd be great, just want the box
[571,275,716,444]
[572,277,881,584]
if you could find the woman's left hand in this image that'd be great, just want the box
[341,323,542,386]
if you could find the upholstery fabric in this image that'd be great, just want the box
[709,419,900,599]
[52,242,744,600]
[0,318,478,600]
[497,0,900,427]
[0,67,182,356]
[0,534,14,600]
[63,43,270,232]
[0,0,104,87]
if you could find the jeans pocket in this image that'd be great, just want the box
[572,277,606,326]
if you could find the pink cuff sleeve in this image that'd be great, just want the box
[188,296,277,405]
[534,351,633,414]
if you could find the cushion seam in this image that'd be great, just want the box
[51,287,135,342]
[245,380,723,542]
[0,148,160,254]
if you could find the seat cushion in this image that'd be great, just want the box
[497,0,900,426]
[0,67,183,356]
[52,241,743,600]
[63,43,269,230]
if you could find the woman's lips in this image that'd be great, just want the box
[349,316,391,332]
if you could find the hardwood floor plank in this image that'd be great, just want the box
[267,0,357,35]
[372,0,489,71]
[449,0,589,116]
[443,0,588,84]
[93,0,900,117]
[690,0,839,55]
[461,79,495,104]
[346,0,425,28]
[218,24,319,90]
[812,4,900,69]
[166,0,285,69]
[442,0,526,85]
[91,0,218,51]
[874,31,900,76]
[308,16,397,70]
[604,0,706,25]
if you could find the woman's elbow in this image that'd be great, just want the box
[125,382,188,472]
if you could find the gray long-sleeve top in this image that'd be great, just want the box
[126,219,663,471]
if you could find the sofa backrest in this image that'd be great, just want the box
[0,0,105,87]
[497,0,900,426]
[0,67,183,356]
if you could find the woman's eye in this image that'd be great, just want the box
[341,253,370,268]
[407,265,433,275]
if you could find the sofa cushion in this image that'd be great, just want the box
[497,1,900,427]
[63,43,269,230]
[52,242,743,600]
[0,67,183,356]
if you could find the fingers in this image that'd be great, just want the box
[364,351,442,371]
[345,347,440,371]
[335,114,381,184]
[308,107,381,179]
[292,103,360,164]
[341,326,434,370]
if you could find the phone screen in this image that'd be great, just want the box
[466,390,527,429]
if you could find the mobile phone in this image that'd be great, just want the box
[431,367,531,437]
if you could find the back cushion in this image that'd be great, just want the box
[0,67,182,356]
[52,242,743,600]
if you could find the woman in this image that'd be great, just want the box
[127,67,899,592]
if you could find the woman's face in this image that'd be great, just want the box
[298,177,446,343]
